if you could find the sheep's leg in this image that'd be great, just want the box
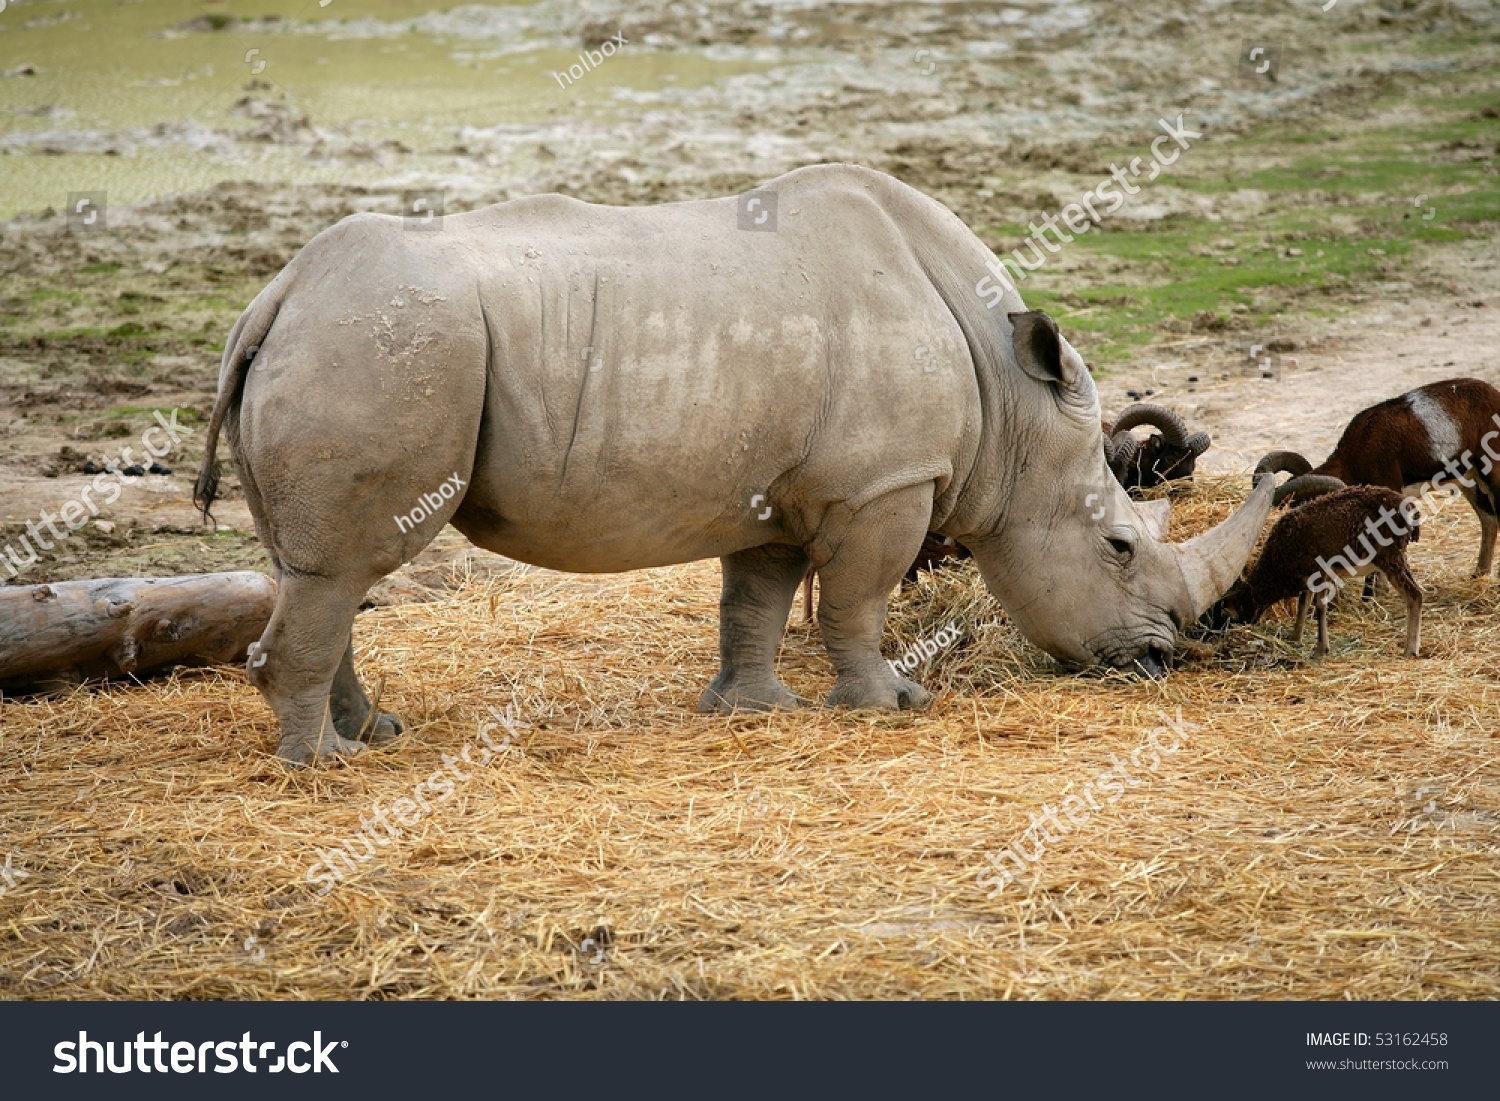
[1457,481,1498,577]
[1292,590,1310,643]
[1379,557,1424,657]
[1313,592,1330,658]
[1478,511,1498,576]
[1362,573,1379,601]
[801,569,815,622]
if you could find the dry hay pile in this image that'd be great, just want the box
[1,478,1497,999]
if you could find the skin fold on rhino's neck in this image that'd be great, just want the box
[940,366,1061,557]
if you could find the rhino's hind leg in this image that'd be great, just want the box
[697,544,811,714]
[330,637,405,746]
[252,573,374,765]
[817,486,933,711]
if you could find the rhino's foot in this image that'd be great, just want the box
[828,672,932,711]
[357,711,405,746]
[329,641,404,747]
[329,685,404,748]
[277,728,367,767]
[696,674,808,715]
[336,708,404,747]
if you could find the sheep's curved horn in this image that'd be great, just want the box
[1107,431,1140,481]
[1274,473,1346,507]
[1186,431,1211,456]
[1110,403,1190,448]
[1253,450,1313,478]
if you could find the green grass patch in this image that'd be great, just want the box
[104,404,203,423]
[984,83,1499,366]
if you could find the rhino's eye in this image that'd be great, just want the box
[1105,534,1134,559]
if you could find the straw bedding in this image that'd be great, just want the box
[1,477,1496,999]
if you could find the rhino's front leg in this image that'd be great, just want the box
[817,486,934,710]
[697,543,811,714]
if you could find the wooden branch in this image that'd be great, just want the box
[0,572,276,694]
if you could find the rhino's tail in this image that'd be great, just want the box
[193,285,282,525]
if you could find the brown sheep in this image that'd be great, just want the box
[1211,485,1422,658]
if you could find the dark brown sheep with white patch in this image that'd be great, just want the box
[1256,377,1500,576]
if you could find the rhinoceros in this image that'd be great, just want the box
[195,164,1272,764]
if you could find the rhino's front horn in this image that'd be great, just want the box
[1172,474,1275,620]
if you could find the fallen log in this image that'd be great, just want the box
[0,572,275,694]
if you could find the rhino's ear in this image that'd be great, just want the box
[1008,310,1063,383]
[1008,310,1094,411]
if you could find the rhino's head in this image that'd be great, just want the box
[959,311,1272,676]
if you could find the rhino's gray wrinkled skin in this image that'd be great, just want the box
[196,164,1272,764]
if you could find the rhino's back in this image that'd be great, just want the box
[256,167,993,571]
[432,168,986,566]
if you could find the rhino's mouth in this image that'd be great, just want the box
[1131,644,1172,680]
[1091,632,1175,678]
